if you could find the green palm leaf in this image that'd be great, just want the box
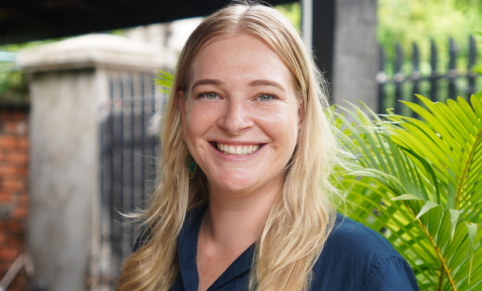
[335,95,482,290]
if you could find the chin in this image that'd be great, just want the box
[215,171,259,194]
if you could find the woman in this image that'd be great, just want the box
[117,2,419,291]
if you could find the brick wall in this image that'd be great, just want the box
[0,106,29,291]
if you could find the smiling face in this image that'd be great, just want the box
[179,33,302,198]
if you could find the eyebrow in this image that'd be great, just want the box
[191,79,224,91]
[248,79,286,91]
[191,78,286,92]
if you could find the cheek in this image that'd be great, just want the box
[258,106,300,148]
[184,102,220,141]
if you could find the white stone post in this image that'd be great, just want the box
[332,0,378,110]
[17,34,174,291]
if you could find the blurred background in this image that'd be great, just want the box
[0,0,480,290]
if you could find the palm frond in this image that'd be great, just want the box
[335,95,482,290]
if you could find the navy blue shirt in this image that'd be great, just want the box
[134,204,419,290]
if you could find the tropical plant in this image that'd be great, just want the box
[335,95,482,290]
[474,64,482,98]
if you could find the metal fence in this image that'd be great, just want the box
[377,36,480,115]
[99,72,164,287]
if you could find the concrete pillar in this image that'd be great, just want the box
[16,34,173,291]
[332,0,378,109]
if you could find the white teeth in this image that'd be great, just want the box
[236,147,242,154]
[216,143,261,155]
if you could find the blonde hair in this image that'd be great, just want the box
[116,2,339,291]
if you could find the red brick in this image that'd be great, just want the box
[18,165,28,175]
[0,247,20,261]
[17,195,28,207]
[1,179,22,191]
[2,121,17,135]
[4,153,27,165]
[0,194,13,203]
[16,138,28,149]
[0,165,17,176]
[0,110,29,291]
[0,136,16,148]
[12,207,27,220]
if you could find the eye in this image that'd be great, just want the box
[258,94,276,101]
[199,92,219,99]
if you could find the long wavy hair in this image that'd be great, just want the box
[116,2,339,291]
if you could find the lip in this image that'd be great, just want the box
[209,141,265,161]
[211,140,264,145]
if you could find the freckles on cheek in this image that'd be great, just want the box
[185,106,216,137]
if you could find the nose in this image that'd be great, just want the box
[217,98,254,135]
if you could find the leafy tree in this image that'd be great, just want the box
[0,39,63,103]
[379,0,482,72]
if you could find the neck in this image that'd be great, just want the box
[201,179,282,250]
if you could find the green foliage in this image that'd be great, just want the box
[474,65,482,98]
[335,96,482,290]
[0,38,63,104]
[154,71,174,95]
[379,0,482,74]
[0,63,28,104]
[275,2,301,32]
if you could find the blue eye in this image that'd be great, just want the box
[258,94,274,101]
[201,92,218,99]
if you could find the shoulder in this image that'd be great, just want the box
[311,214,419,290]
[325,214,399,258]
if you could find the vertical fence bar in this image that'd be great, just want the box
[468,35,476,99]
[129,75,135,247]
[411,42,420,118]
[140,74,146,207]
[394,44,403,115]
[109,79,115,279]
[119,76,125,264]
[448,38,457,100]
[99,99,105,287]
[151,74,157,187]
[376,46,387,114]
[107,79,115,288]
[430,40,438,102]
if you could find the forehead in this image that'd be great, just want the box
[191,33,295,89]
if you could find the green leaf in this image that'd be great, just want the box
[447,169,456,210]
[391,194,423,201]
[449,209,460,241]
[154,70,174,94]
[465,222,478,285]
[415,201,440,221]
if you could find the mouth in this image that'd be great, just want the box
[213,142,263,155]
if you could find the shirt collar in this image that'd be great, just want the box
[178,203,255,290]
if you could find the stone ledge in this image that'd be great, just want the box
[16,34,176,73]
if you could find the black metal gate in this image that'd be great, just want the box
[99,72,164,287]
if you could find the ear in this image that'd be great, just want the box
[179,90,186,142]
